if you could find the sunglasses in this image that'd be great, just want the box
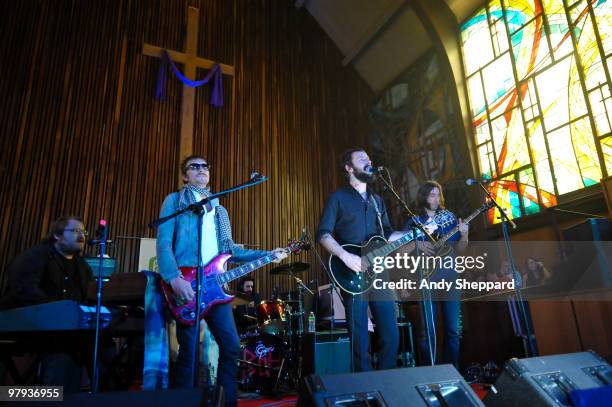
[187,163,210,171]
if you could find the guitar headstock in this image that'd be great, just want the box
[433,210,457,229]
[286,237,311,254]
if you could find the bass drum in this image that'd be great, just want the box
[238,334,285,394]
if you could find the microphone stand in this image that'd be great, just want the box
[91,225,108,393]
[476,182,538,357]
[148,176,268,229]
[192,208,204,388]
[293,276,312,335]
[373,169,436,243]
[374,170,437,365]
[148,175,269,388]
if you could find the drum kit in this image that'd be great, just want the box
[235,261,313,395]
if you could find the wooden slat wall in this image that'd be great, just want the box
[0,0,373,299]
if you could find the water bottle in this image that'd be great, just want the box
[308,312,316,333]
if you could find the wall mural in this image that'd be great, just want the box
[369,49,472,227]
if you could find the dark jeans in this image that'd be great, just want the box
[342,292,399,372]
[174,303,240,407]
[420,299,461,368]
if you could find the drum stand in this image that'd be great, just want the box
[272,275,312,394]
[272,344,301,394]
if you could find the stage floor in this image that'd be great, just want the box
[238,394,298,407]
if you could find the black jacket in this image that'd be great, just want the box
[234,292,262,331]
[0,241,92,310]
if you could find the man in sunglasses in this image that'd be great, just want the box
[1,215,101,392]
[156,155,287,407]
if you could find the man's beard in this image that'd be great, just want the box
[353,168,375,183]
[57,241,84,255]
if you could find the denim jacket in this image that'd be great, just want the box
[156,191,269,282]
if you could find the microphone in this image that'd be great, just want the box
[250,170,264,180]
[364,165,385,175]
[88,219,109,245]
[466,177,493,186]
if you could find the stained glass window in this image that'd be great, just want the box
[461,0,611,224]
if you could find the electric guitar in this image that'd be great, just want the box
[162,239,309,325]
[422,201,495,279]
[328,224,440,295]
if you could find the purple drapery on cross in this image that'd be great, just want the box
[155,50,224,107]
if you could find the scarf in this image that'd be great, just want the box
[179,185,234,253]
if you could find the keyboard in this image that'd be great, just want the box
[0,300,112,332]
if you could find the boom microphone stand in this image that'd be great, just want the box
[476,181,538,357]
[373,169,437,365]
[90,220,109,393]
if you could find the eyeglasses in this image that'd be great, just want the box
[187,163,210,171]
[64,228,88,236]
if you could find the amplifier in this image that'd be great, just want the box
[302,330,351,375]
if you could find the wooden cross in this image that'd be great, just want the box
[143,6,235,183]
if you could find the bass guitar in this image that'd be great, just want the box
[162,238,309,325]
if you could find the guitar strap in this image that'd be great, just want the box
[369,194,385,237]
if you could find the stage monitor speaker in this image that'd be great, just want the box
[484,351,611,407]
[302,331,351,376]
[56,386,223,407]
[298,365,484,407]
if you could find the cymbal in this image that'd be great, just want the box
[270,262,310,275]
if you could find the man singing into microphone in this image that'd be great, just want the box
[156,155,287,407]
[316,148,427,371]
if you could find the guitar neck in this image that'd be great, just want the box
[368,229,421,261]
[216,253,278,285]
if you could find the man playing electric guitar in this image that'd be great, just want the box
[403,181,468,368]
[317,148,431,372]
[156,155,287,407]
